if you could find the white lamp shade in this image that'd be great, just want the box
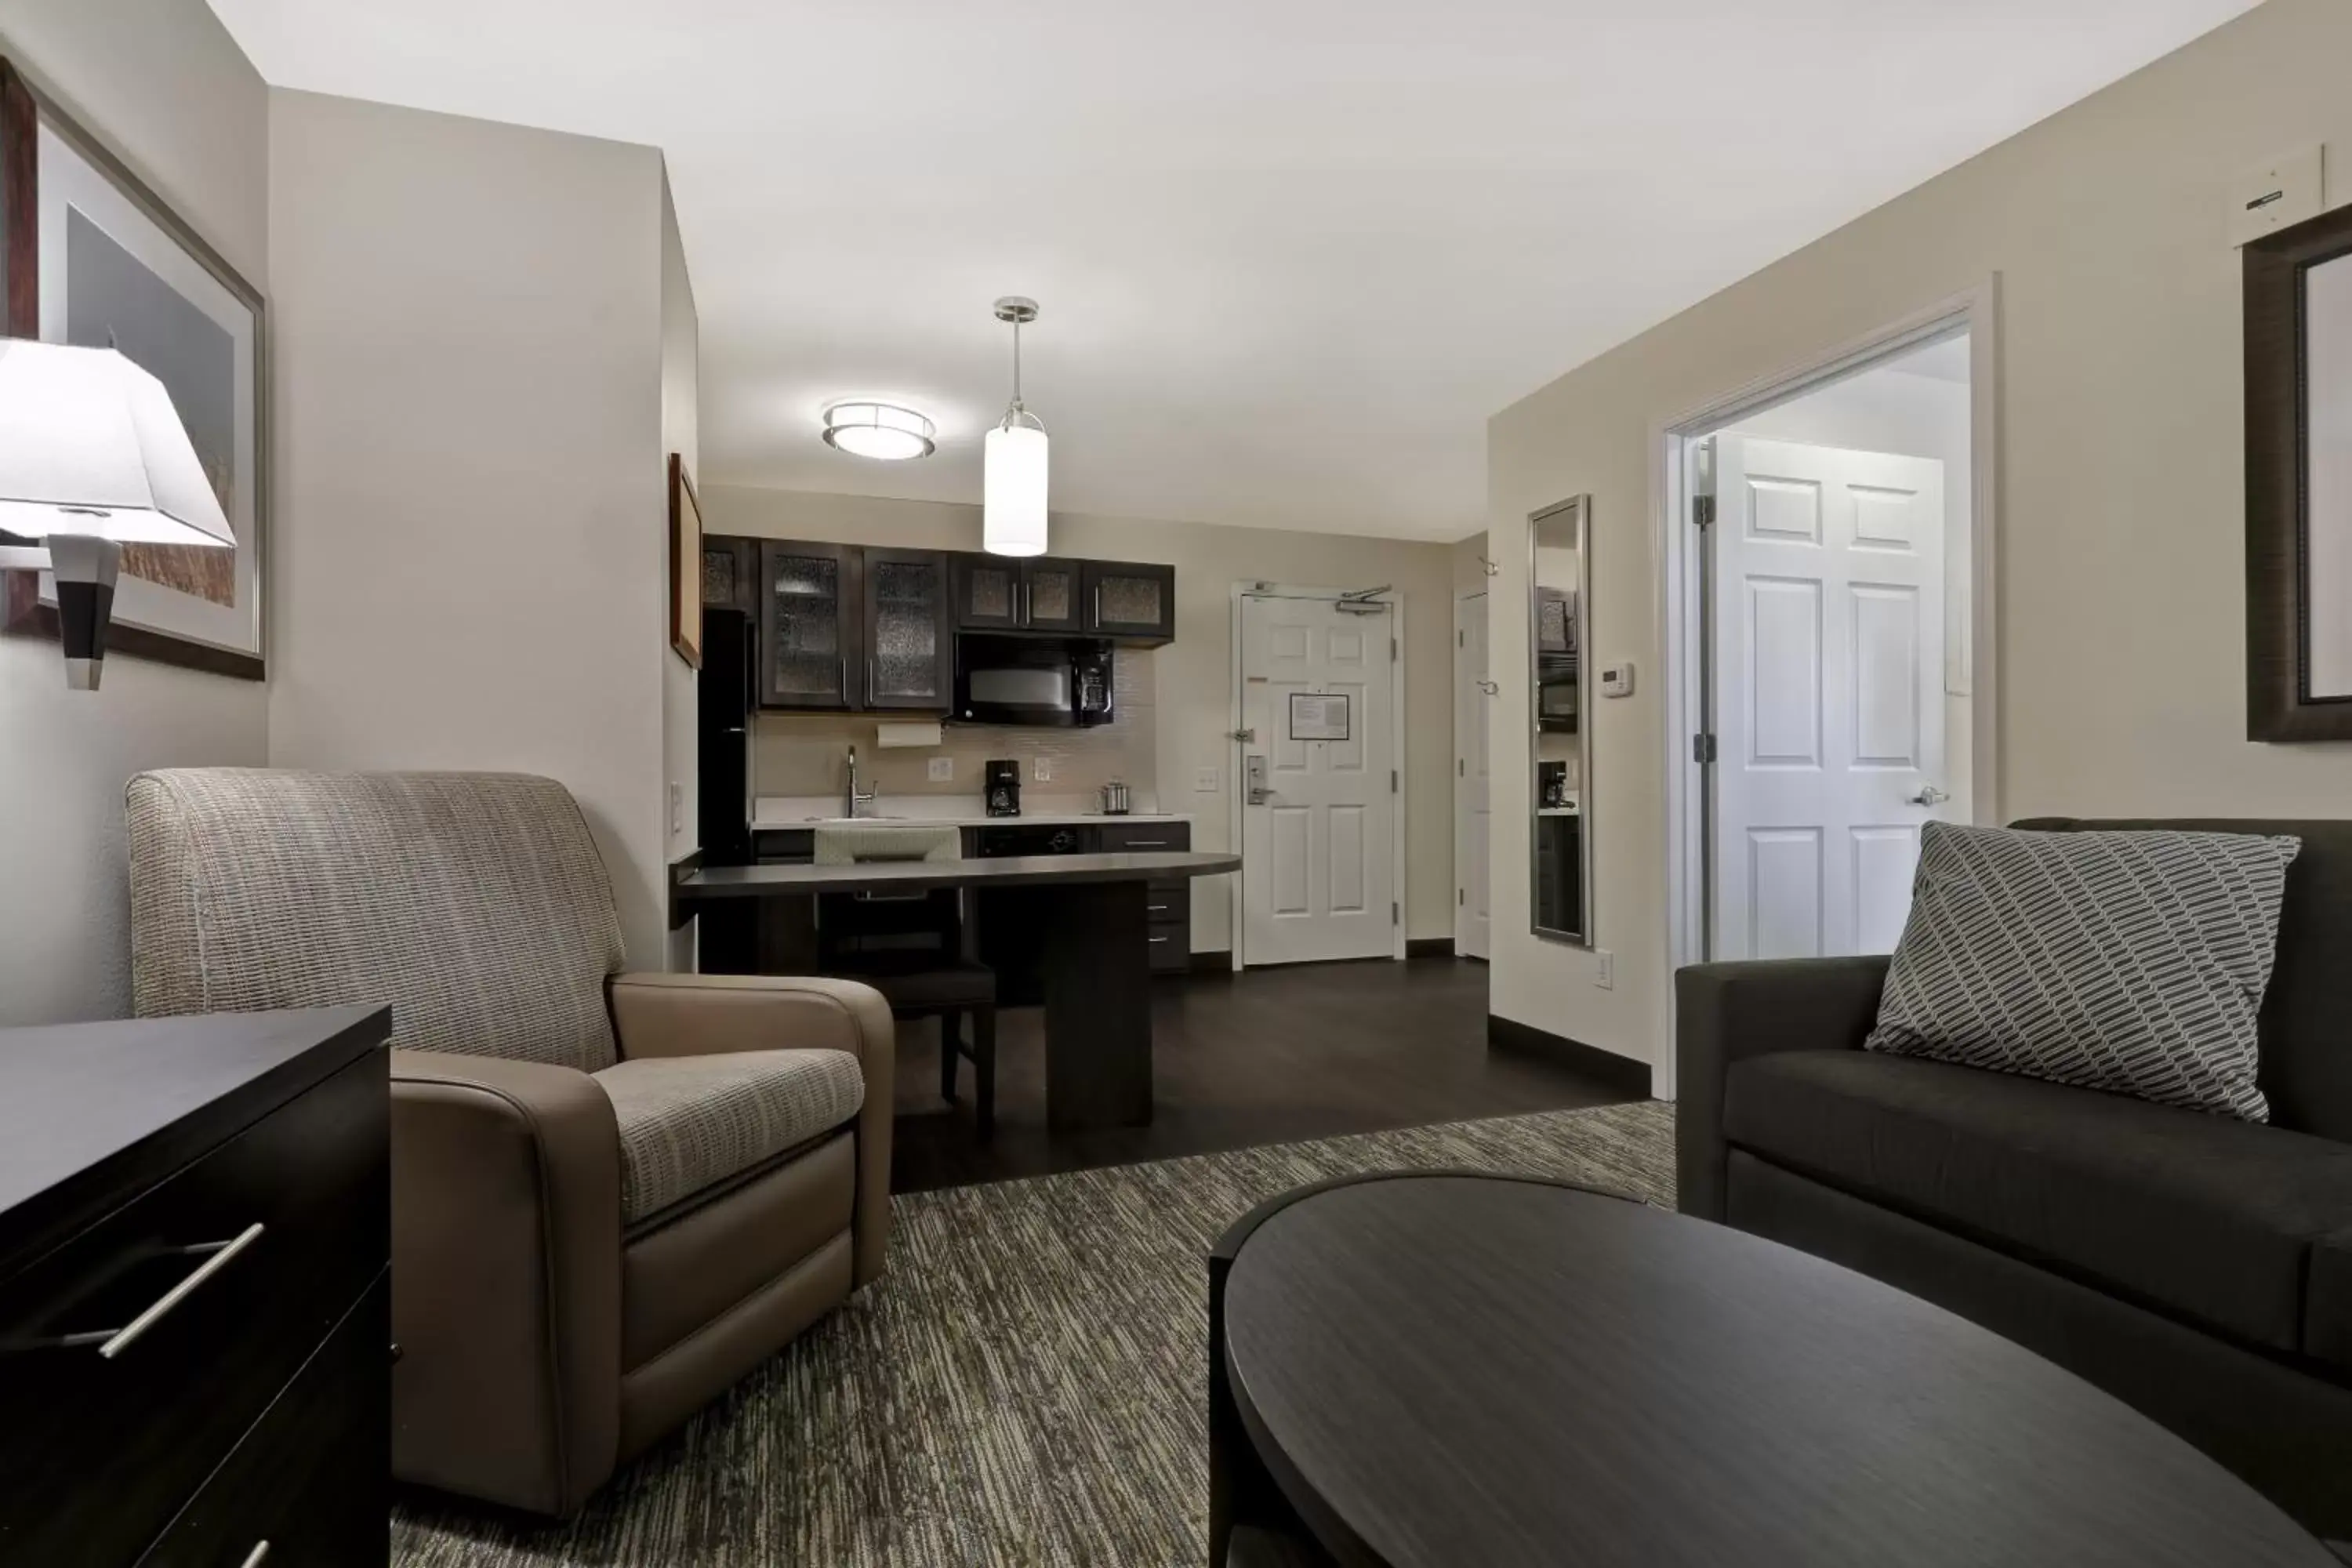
[0,339,235,547]
[983,423,1049,557]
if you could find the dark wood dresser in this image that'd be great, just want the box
[0,1006,391,1566]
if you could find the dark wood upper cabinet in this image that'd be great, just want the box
[756,539,861,710]
[859,548,953,710]
[1085,561,1177,644]
[700,535,760,616]
[952,554,1086,634]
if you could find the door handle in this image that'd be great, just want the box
[1246,755,1271,804]
[1909,785,1951,807]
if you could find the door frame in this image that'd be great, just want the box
[1227,580,1410,971]
[1653,280,2002,1102]
[1454,587,1492,960]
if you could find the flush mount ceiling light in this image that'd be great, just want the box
[821,401,937,460]
[984,296,1048,557]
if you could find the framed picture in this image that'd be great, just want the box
[2246,201,2352,742]
[0,57,268,679]
[669,452,702,669]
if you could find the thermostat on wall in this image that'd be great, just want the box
[1599,661,1635,699]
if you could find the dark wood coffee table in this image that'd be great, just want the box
[1207,1173,2336,1567]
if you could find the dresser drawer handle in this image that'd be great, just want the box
[96,1223,266,1359]
[239,1543,271,1568]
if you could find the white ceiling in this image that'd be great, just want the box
[209,0,2251,543]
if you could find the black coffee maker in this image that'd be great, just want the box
[985,760,1022,817]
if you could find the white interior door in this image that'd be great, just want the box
[1242,593,1399,965]
[1711,435,1947,960]
[1455,593,1492,960]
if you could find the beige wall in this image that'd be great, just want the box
[267,90,682,969]
[701,485,1459,953]
[0,0,271,1023]
[659,172,701,968]
[1486,0,2352,1087]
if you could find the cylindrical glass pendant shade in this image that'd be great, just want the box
[983,422,1049,557]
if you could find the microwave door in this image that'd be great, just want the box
[966,661,1075,726]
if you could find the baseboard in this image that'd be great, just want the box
[1404,937,1454,959]
[1189,949,1234,974]
[1486,1014,1652,1097]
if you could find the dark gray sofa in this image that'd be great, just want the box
[1677,817,2352,1537]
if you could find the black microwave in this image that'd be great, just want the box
[954,635,1115,728]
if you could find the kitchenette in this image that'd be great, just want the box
[679,532,1236,1133]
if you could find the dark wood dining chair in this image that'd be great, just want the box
[817,887,998,1138]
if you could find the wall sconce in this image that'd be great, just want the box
[0,341,234,689]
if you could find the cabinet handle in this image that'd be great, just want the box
[1094,584,1103,629]
[866,656,874,706]
[238,1544,271,1568]
[94,1223,266,1359]
[1147,903,1172,914]
[1149,935,1172,945]
[1123,839,1169,848]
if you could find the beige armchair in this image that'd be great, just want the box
[125,769,891,1516]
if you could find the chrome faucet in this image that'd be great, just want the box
[845,745,877,819]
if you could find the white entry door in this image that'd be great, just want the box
[1711,436,1949,960]
[1241,592,1399,965]
[1455,593,1492,960]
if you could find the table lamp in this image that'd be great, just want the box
[0,339,235,689]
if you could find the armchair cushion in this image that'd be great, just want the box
[593,1051,864,1222]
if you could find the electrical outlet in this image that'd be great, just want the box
[667,781,682,835]
[1194,766,1219,793]
[1593,949,1614,989]
[927,757,954,782]
[1033,757,1052,782]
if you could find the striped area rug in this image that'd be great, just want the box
[391,1100,1675,1567]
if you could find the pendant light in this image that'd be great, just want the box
[984,296,1048,557]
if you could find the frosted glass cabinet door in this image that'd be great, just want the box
[1083,561,1177,642]
[758,540,858,709]
[953,554,1086,633]
[861,548,953,710]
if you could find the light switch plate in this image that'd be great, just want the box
[1194,766,1219,793]
[1593,949,1614,989]
[2230,145,2325,246]
[667,781,682,834]
[927,757,954,782]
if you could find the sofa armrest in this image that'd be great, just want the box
[390,1048,622,1516]
[1675,956,1889,1223]
[607,972,894,1285]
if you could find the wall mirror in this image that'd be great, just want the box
[1530,496,1592,945]
[2246,201,2352,742]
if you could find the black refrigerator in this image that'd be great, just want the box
[697,608,758,971]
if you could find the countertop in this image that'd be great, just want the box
[680,851,1240,898]
[753,794,1192,830]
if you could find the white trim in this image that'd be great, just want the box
[1454,589,1490,959]
[1653,279,2003,1105]
[1228,580,1410,968]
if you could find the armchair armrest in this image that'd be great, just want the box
[390,1048,621,1515]
[606,972,894,1285]
[1675,956,1889,1222]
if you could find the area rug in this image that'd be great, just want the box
[390,1100,1675,1567]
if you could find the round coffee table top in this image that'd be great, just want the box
[1218,1174,2335,1568]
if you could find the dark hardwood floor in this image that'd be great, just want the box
[889,955,1643,1192]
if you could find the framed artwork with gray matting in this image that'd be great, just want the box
[0,56,268,679]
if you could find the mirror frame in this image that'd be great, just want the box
[2245,201,2352,742]
[1529,495,1595,947]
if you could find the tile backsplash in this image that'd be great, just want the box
[752,648,1160,808]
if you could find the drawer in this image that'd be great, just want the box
[1096,822,1189,854]
[1144,884,1189,922]
[141,1271,389,1567]
[0,1051,388,1565]
[1148,926,1190,973]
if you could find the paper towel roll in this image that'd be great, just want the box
[875,720,944,749]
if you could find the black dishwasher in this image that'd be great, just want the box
[974,822,1087,1005]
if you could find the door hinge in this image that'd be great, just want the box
[1458,887,1465,906]
[1392,768,1399,793]
[1458,630,1465,647]
[1693,495,1716,528]
[1458,758,1465,777]
[1392,636,1399,661]
[1392,902,1400,926]
[1693,733,1719,764]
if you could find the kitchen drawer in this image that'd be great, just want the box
[1147,925,1191,973]
[140,1270,389,1567]
[0,1051,388,1565]
[1144,883,1189,921]
[1096,822,1189,854]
